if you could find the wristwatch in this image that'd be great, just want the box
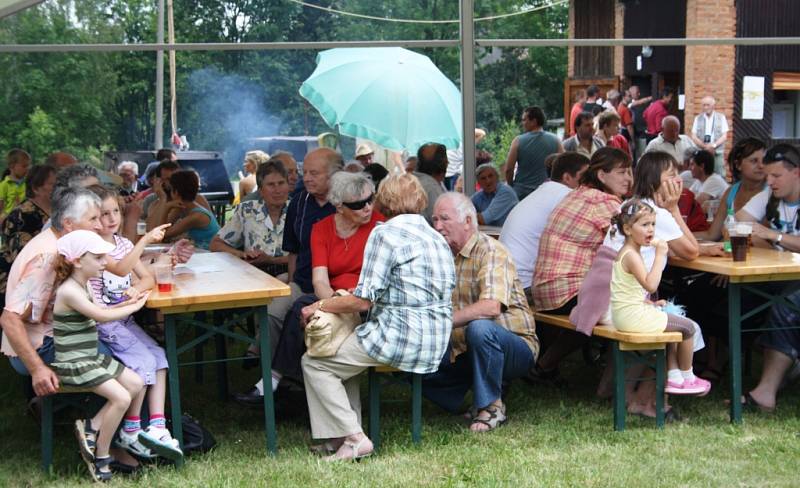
[776,233,783,243]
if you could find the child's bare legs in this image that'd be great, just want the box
[663,315,711,395]
[147,369,167,414]
[91,369,143,472]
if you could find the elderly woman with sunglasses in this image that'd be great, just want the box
[246,172,386,402]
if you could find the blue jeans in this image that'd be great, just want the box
[422,319,535,412]
[9,335,113,375]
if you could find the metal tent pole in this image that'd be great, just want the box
[155,0,165,150]
[460,0,476,196]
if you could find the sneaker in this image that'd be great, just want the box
[114,429,154,459]
[138,427,184,462]
[666,377,711,396]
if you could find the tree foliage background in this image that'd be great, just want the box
[0,0,566,169]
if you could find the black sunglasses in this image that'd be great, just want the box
[342,194,374,210]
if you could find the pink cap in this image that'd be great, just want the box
[56,230,116,261]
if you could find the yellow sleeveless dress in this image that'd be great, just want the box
[610,249,668,333]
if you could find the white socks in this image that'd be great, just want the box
[668,368,697,384]
[668,369,683,384]
[253,371,282,396]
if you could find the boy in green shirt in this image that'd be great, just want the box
[0,149,31,221]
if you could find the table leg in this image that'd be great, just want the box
[164,314,185,466]
[728,283,743,424]
[257,306,277,455]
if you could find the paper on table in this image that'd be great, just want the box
[174,263,226,274]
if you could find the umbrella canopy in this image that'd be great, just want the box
[300,47,462,153]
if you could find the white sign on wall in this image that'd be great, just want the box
[742,76,765,120]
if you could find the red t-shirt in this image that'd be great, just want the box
[568,102,583,136]
[607,134,631,157]
[643,100,668,136]
[310,211,386,291]
[617,103,633,129]
[678,189,710,232]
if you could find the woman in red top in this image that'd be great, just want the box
[250,172,385,400]
[597,111,631,158]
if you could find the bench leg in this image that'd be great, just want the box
[368,368,381,452]
[164,314,185,467]
[612,342,626,432]
[655,349,666,429]
[41,395,54,473]
[411,374,422,445]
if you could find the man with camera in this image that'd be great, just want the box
[689,96,729,177]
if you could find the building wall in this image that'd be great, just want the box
[684,0,736,155]
[734,0,800,143]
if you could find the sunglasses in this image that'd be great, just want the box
[342,194,374,210]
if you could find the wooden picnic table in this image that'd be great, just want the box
[146,252,290,460]
[668,247,800,423]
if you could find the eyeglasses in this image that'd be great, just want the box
[342,194,374,210]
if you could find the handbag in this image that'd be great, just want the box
[304,290,361,358]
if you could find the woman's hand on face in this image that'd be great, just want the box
[655,178,682,211]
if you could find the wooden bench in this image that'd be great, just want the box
[533,312,682,431]
[40,386,97,473]
[367,366,422,451]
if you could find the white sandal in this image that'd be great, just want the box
[324,436,372,462]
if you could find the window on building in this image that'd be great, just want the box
[773,72,800,139]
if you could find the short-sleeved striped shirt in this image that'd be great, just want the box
[532,186,621,311]
[450,232,539,360]
[354,214,455,374]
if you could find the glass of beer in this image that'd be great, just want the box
[730,222,753,262]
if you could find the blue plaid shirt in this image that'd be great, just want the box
[354,214,455,374]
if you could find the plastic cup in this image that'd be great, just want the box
[729,222,752,262]
[154,263,174,293]
[705,199,720,222]
[137,221,147,236]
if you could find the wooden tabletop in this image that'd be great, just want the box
[668,247,800,283]
[146,252,291,313]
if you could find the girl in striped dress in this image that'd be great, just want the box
[52,230,149,482]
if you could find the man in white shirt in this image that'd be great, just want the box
[499,153,590,297]
[689,96,729,177]
[686,149,729,205]
[644,115,696,165]
[736,144,800,252]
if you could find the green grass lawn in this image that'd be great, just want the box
[1,339,798,487]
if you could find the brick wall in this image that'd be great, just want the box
[684,0,736,154]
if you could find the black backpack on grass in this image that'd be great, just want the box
[170,413,217,455]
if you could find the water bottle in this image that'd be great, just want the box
[723,208,736,253]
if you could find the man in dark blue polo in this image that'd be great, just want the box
[235,147,343,405]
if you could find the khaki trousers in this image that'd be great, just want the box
[265,281,303,353]
[301,333,384,439]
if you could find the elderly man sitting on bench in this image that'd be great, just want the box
[425,192,539,432]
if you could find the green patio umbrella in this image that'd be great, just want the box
[299,47,463,153]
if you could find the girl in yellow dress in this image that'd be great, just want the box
[610,199,711,396]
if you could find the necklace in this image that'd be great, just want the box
[335,214,359,252]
